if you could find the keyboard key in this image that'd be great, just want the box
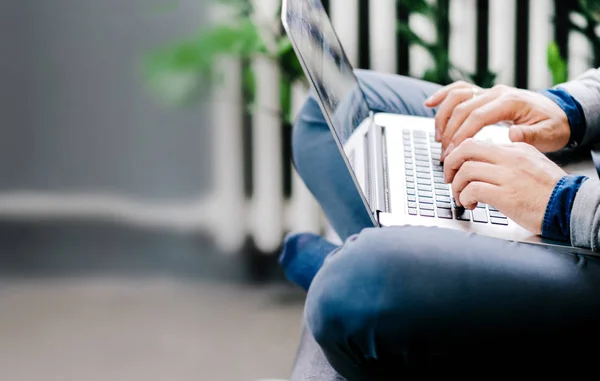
[405,158,413,164]
[405,164,414,171]
[406,182,415,189]
[436,202,452,209]
[407,189,416,195]
[472,208,489,223]
[419,203,434,211]
[417,178,431,186]
[489,211,507,219]
[419,197,434,204]
[437,208,453,219]
[408,208,418,216]
[404,152,413,158]
[456,208,471,221]
[416,166,431,174]
[417,173,431,179]
[419,210,435,218]
[435,184,449,191]
[413,130,426,137]
[416,160,430,167]
[476,203,486,209]
[406,176,415,183]
[490,217,509,225]
[407,195,416,202]
[415,149,429,156]
[408,201,417,209]
[418,191,433,198]
[488,206,499,212]
[435,190,450,197]
[418,185,432,192]
[436,196,451,203]
[433,172,444,179]
[405,170,414,177]
[415,154,429,161]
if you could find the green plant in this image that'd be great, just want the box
[548,0,600,85]
[571,0,600,67]
[145,0,497,118]
[547,41,568,85]
[144,0,304,124]
[396,0,496,87]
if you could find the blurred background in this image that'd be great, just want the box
[0,0,598,380]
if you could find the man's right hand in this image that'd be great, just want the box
[424,81,572,159]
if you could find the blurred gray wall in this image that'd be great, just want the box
[0,0,211,200]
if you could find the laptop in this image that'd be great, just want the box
[282,0,599,255]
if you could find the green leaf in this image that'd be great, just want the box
[397,21,432,50]
[547,41,568,85]
[397,0,435,16]
[143,19,268,105]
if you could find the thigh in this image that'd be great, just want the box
[306,227,600,378]
[293,71,441,240]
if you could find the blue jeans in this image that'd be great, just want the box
[285,70,600,378]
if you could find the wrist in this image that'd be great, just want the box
[540,88,586,149]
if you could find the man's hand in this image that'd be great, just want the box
[424,81,571,159]
[443,139,567,234]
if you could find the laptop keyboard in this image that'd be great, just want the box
[403,129,508,225]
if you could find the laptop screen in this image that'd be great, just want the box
[282,0,371,146]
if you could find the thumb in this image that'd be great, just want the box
[509,123,553,151]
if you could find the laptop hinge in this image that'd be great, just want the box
[367,114,387,214]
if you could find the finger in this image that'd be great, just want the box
[433,88,475,142]
[509,121,569,152]
[443,139,505,183]
[451,161,505,207]
[440,91,498,152]
[424,81,474,108]
[459,181,503,210]
[442,97,519,160]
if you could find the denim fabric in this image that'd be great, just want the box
[542,175,589,242]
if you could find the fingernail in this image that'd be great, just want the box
[443,142,455,159]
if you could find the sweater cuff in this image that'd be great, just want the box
[540,88,586,149]
[542,175,589,242]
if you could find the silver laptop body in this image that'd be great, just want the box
[282,0,599,256]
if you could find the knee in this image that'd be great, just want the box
[304,227,456,351]
[304,228,418,355]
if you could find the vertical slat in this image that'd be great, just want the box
[528,0,554,90]
[408,0,436,78]
[369,0,397,73]
[210,5,246,253]
[396,3,410,75]
[489,0,516,85]
[331,0,359,66]
[251,0,283,252]
[449,0,477,76]
[568,13,594,80]
[287,82,321,234]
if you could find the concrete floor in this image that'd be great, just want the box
[0,221,306,381]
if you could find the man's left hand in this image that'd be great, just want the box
[443,139,567,234]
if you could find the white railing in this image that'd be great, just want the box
[0,0,593,254]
